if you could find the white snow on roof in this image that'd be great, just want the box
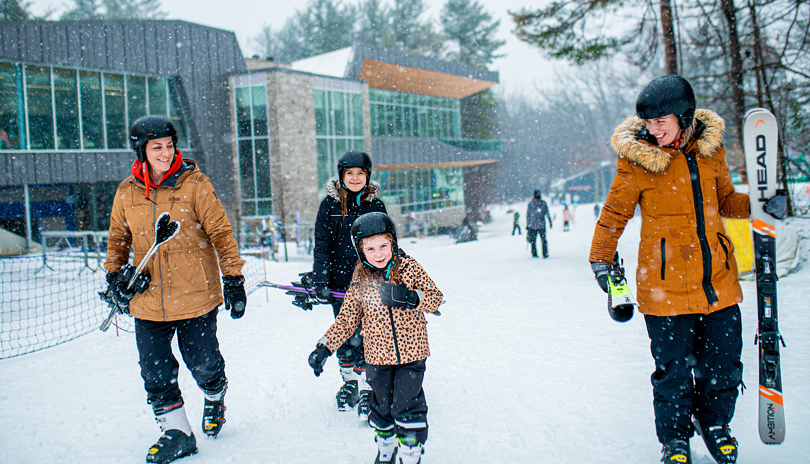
[291,47,353,78]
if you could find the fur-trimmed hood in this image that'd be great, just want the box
[324,178,381,202]
[610,109,725,173]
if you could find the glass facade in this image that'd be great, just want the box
[314,87,365,191]
[0,61,190,151]
[378,167,465,214]
[234,83,271,217]
[369,89,460,139]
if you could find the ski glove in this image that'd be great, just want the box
[107,264,150,313]
[312,283,332,304]
[222,275,247,319]
[380,282,421,309]
[764,189,789,220]
[308,344,331,377]
[591,262,612,294]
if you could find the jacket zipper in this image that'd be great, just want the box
[717,233,731,270]
[152,189,166,321]
[660,237,666,280]
[685,152,719,305]
[387,307,402,364]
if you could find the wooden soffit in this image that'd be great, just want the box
[359,59,496,99]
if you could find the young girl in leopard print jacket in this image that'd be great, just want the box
[308,212,442,464]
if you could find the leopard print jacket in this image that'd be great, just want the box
[321,256,442,365]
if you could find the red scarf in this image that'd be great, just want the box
[131,149,184,202]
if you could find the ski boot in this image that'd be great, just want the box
[661,438,691,464]
[397,433,424,464]
[694,420,738,463]
[374,429,398,464]
[202,397,227,438]
[336,379,359,411]
[147,404,197,464]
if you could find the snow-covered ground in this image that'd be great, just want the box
[1,202,808,463]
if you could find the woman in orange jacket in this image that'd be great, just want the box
[102,115,246,464]
[589,76,786,464]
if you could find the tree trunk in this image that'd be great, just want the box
[659,0,678,75]
[719,0,746,165]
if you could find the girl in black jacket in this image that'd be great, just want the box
[312,150,387,418]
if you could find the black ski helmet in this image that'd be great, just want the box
[337,150,372,188]
[635,75,696,130]
[351,211,398,265]
[130,115,178,162]
[533,189,542,198]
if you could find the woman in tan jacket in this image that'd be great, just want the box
[589,76,786,464]
[102,115,246,464]
[308,212,442,464]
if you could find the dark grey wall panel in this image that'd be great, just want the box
[106,23,126,70]
[66,25,82,67]
[123,23,146,73]
[143,22,158,74]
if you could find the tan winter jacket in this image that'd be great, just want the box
[590,109,749,316]
[321,256,442,365]
[104,159,244,322]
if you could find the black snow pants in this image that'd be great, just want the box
[135,309,227,414]
[331,299,365,371]
[366,359,428,444]
[527,228,548,258]
[644,305,743,443]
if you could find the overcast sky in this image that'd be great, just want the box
[29,0,568,95]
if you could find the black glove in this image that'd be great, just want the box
[380,282,420,309]
[308,344,331,377]
[109,264,150,314]
[591,262,612,293]
[764,189,789,220]
[312,283,332,304]
[222,275,247,319]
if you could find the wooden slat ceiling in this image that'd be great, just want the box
[359,59,496,99]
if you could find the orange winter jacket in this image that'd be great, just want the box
[590,109,749,316]
[321,256,443,365]
[104,159,244,322]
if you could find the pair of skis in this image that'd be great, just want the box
[99,212,180,332]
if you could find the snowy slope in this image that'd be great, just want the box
[1,203,808,463]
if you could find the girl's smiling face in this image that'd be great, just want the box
[343,167,368,193]
[643,114,681,146]
[362,234,393,269]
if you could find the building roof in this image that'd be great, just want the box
[292,42,498,99]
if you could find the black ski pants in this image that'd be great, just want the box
[527,228,547,258]
[331,299,365,370]
[135,309,227,414]
[644,305,743,443]
[366,359,428,444]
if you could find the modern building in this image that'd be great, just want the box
[0,20,500,250]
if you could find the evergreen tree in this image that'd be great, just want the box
[440,0,504,68]
[356,0,389,45]
[0,0,32,20]
[60,0,163,20]
[385,0,443,55]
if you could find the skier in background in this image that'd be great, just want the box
[526,190,552,258]
[308,212,443,464]
[312,150,387,418]
[562,205,571,232]
[103,115,247,464]
[512,211,521,235]
[588,75,787,464]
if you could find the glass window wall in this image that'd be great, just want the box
[0,60,191,151]
[234,83,272,218]
[378,167,465,214]
[369,89,460,139]
[314,87,365,193]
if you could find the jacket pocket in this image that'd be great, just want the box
[660,238,666,280]
[717,232,731,270]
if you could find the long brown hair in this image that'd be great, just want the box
[338,168,378,217]
[352,232,401,284]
